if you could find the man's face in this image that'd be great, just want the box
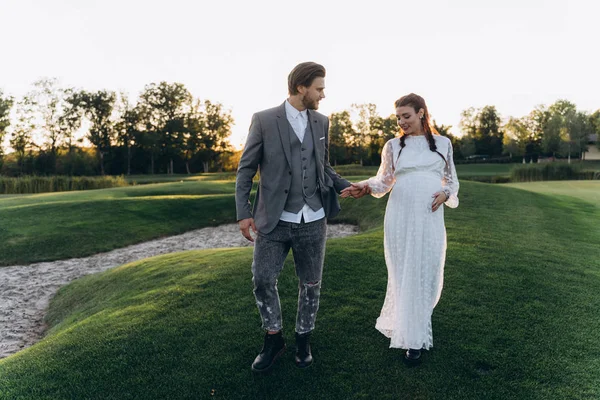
[298,77,325,110]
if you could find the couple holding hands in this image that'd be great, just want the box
[235,62,459,372]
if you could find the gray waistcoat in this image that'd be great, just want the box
[284,121,323,213]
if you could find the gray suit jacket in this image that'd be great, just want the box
[236,102,351,234]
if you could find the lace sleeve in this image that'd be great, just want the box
[361,139,396,198]
[442,139,459,208]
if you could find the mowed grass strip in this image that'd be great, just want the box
[505,180,600,207]
[125,172,237,185]
[0,180,238,266]
[0,181,598,399]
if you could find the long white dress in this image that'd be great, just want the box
[364,134,459,350]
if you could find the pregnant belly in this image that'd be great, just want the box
[391,172,442,213]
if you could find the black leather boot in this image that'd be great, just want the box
[405,348,421,361]
[295,332,313,368]
[251,331,286,373]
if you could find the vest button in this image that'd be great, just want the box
[301,148,306,151]
[284,189,288,194]
[302,157,307,161]
[288,171,292,175]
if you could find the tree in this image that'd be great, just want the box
[328,110,354,166]
[27,79,70,172]
[459,107,477,137]
[351,103,378,165]
[433,120,452,138]
[521,105,548,161]
[590,110,600,151]
[459,106,503,157]
[60,89,85,153]
[114,93,139,175]
[526,105,548,142]
[369,114,398,164]
[220,149,242,172]
[570,111,590,161]
[10,98,35,174]
[503,117,530,161]
[182,100,205,174]
[459,136,476,158]
[542,111,564,158]
[0,90,14,168]
[137,82,192,174]
[541,100,588,161]
[58,89,86,175]
[458,107,481,159]
[197,100,233,172]
[476,106,503,156]
[433,120,461,159]
[80,90,117,175]
[378,114,399,143]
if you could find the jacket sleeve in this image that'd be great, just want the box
[235,113,263,220]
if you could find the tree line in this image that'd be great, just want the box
[1,82,599,176]
[0,79,235,176]
[328,101,600,166]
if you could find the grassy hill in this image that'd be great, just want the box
[0,180,237,266]
[0,180,598,399]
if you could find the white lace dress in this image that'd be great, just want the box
[363,135,459,350]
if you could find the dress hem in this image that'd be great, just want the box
[375,322,433,350]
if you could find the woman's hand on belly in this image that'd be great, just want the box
[431,191,448,212]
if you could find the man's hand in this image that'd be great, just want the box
[238,218,257,242]
[340,182,372,199]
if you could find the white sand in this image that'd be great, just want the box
[0,223,358,359]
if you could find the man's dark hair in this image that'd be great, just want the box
[288,62,326,95]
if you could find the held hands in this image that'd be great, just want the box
[238,218,257,242]
[340,182,372,199]
[431,191,448,212]
[238,183,372,241]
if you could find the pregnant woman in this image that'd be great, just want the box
[342,93,459,361]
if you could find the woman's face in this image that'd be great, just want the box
[396,106,424,135]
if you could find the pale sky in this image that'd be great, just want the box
[1,0,599,149]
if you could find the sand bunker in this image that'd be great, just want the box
[0,223,358,359]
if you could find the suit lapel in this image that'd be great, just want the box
[308,110,325,184]
[276,102,292,169]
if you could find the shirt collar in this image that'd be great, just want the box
[285,100,307,120]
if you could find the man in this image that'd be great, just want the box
[236,62,369,373]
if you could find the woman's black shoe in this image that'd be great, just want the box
[251,331,286,373]
[405,348,421,361]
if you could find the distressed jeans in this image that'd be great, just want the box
[252,218,327,334]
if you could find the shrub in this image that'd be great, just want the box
[509,163,599,182]
[0,175,129,194]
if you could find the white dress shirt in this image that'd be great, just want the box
[279,100,326,223]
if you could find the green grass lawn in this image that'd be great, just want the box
[0,180,238,266]
[1,160,526,266]
[0,180,599,399]
[505,180,600,207]
[122,163,518,185]
[122,160,600,186]
[125,172,237,184]
[456,161,600,181]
